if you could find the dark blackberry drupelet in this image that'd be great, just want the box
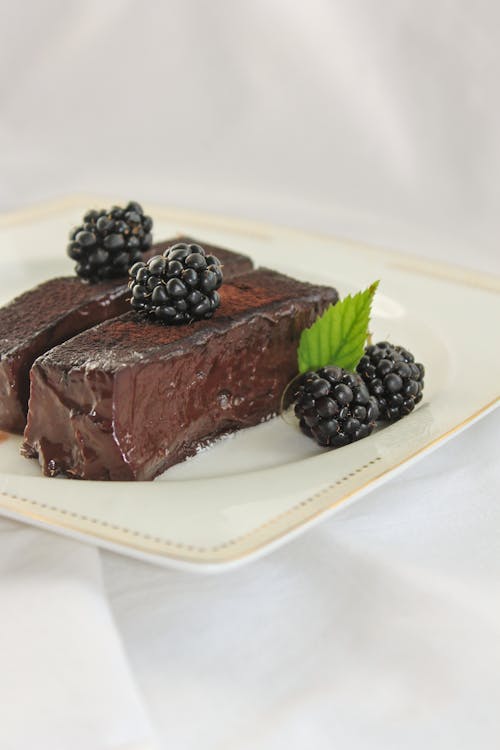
[129,242,223,325]
[357,341,425,422]
[293,366,379,448]
[67,202,153,281]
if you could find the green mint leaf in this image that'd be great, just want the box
[298,281,379,373]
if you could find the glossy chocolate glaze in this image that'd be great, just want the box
[22,269,338,481]
[0,237,253,433]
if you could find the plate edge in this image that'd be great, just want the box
[1,194,499,293]
[0,398,498,570]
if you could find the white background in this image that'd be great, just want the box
[0,2,499,749]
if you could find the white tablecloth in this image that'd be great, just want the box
[0,2,499,749]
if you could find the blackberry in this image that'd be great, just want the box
[129,242,223,325]
[293,366,379,448]
[357,341,425,422]
[67,202,153,281]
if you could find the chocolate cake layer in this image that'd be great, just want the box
[22,270,338,481]
[0,237,253,432]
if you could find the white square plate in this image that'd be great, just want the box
[0,196,498,572]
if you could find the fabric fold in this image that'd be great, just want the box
[0,520,156,750]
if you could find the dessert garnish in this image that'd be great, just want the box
[298,282,379,373]
[357,342,425,421]
[289,281,426,447]
[129,242,223,325]
[67,201,153,281]
[293,367,380,447]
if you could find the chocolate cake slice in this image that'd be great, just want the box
[0,237,253,433]
[22,269,338,481]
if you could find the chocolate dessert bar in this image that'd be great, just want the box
[0,238,253,432]
[22,269,338,481]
